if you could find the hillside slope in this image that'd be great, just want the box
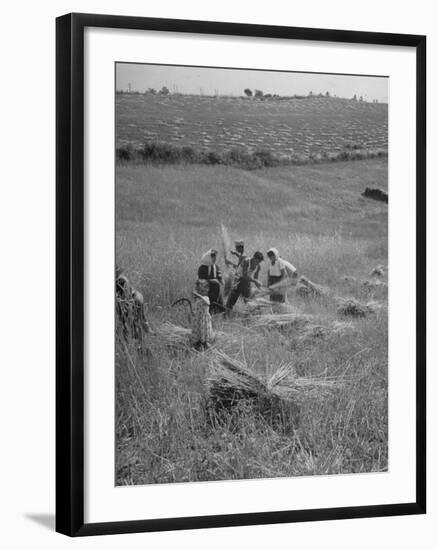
[116,159,387,305]
[116,158,387,238]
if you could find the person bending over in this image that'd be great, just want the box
[266,248,298,303]
[226,251,264,311]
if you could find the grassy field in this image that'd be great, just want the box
[116,94,388,158]
[115,158,388,485]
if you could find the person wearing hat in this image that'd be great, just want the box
[226,251,264,311]
[225,240,246,269]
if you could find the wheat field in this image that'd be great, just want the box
[116,94,388,156]
[115,158,388,485]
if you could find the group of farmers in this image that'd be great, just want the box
[196,240,299,315]
[115,240,299,350]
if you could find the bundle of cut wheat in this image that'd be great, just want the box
[266,361,344,401]
[296,276,331,298]
[206,352,299,432]
[370,265,386,278]
[336,298,374,318]
[206,352,343,431]
[220,223,232,265]
[220,224,238,297]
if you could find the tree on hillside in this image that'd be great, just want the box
[159,86,170,95]
[352,94,357,101]
[243,88,253,98]
[254,89,264,98]
[325,91,330,97]
[145,88,156,95]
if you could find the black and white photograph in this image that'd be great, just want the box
[115,63,389,485]
[0,0,431,545]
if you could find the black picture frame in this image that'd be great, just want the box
[56,12,426,537]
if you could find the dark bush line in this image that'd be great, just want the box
[116,141,388,170]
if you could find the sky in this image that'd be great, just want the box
[116,63,388,102]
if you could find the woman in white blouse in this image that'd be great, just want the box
[266,247,298,303]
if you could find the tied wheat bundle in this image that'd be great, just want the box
[206,352,343,432]
[220,223,236,296]
[266,361,344,401]
[220,223,232,265]
[296,276,331,298]
[336,298,375,318]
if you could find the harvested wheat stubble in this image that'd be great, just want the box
[207,352,343,432]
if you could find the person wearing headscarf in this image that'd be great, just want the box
[226,251,264,311]
[266,248,298,303]
[197,249,224,313]
[190,279,215,350]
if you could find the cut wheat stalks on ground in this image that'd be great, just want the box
[247,312,316,329]
[152,321,255,352]
[208,352,345,400]
[206,352,344,431]
[152,322,192,347]
[294,320,357,344]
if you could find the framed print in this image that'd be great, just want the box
[56,13,426,536]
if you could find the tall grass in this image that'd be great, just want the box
[115,160,388,485]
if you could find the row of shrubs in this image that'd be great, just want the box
[116,141,388,169]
